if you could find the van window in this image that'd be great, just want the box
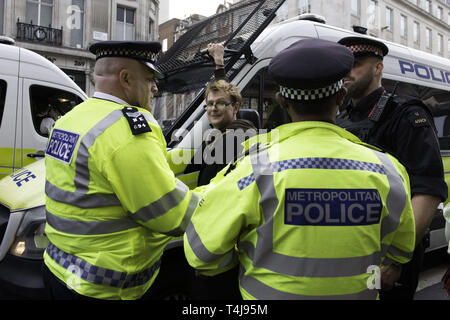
[0,79,6,128]
[240,71,450,144]
[382,79,450,150]
[240,67,291,130]
[29,85,83,137]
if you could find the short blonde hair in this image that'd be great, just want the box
[205,80,242,106]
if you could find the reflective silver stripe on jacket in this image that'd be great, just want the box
[46,210,140,235]
[240,148,407,279]
[239,265,378,300]
[46,189,197,237]
[185,208,237,269]
[185,221,228,263]
[46,180,121,209]
[374,152,407,238]
[238,240,380,277]
[382,244,414,260]
[163,191,199,237]
[46,242,160,288]
[372,151,409,260]
[127,179,198,236]
[74,110,124,194]
[46,181,197,237]
[131,180,190,222]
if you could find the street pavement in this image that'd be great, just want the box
[415,248,449,300]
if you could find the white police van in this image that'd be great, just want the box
[0,0,449,299]
[0,36,87,298]
[0,36,86,180]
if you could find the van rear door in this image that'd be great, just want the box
[0,75,19,178]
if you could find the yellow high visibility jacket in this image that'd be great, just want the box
[44,95,198,300]
[184,121,415,300]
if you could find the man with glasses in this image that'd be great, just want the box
[194,44,257,187]
[187,47,256,300]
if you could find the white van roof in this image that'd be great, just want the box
[251,18,450,91]
[0,43,87,98]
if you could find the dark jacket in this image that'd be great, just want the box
[336,87,447,202]
[197,119,257,186]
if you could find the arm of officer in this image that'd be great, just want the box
[393,106,447,245]
[104,126,199,237]
[184,158,260,276]
[412,194,441,246]
[381,157,416,289]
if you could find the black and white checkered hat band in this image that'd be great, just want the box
[279,79,344,101]
[95,48,159,62]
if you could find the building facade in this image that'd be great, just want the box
[0,0,160,95]
[279,0,450,58]
[159,14,205,52]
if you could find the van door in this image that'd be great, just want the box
[0,76,19,178]
[20,79,84,169]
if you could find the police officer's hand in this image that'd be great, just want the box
[380,264,402,291]
[207,43,224,67]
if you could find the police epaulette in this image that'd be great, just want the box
[369,83,398,122]
[122,106,152,135]
[224,143,268,177]
[369,94,390,122]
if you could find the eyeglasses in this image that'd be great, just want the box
[204,101,233,109]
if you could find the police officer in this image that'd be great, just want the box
[337,36,447,300]
[42,41,199,300]
[183,39,416,299]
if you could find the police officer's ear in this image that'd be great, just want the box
[119,69,132,90]
[336,87,348,108]
[374,59,384,77]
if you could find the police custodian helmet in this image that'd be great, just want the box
[268,38,354,101]
[89,40,164,78]
[338,36,389,59]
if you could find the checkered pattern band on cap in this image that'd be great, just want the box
[348,44,384,57]
[279,79,343,101]
[95,48,159,62]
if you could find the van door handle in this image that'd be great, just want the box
[27,150,45,158]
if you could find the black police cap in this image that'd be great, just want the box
[338,36,389,59]
[268,38,354,101]
[89,41,163,78]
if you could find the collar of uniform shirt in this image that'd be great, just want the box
[93,91,129,106]
[348,87,385,121]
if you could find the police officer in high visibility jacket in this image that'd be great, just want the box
[184,39,416,300]
[42,41,199,300]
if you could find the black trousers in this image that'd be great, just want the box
[379,240,425,300]
[42,262,100,300]
[190,266,242,300]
